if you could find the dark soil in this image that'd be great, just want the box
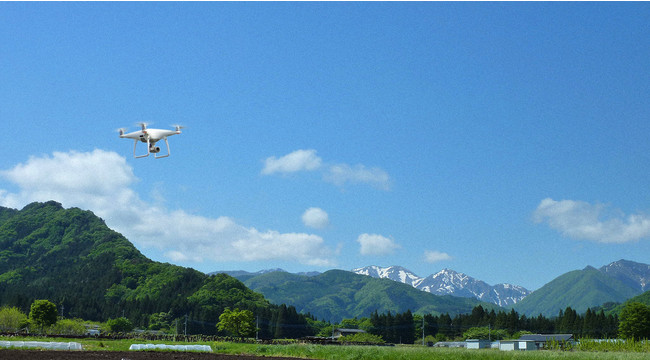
[0,349,307,360]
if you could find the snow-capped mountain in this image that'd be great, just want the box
[352,266,531,307]
[599,259,650,292]
[418,269,531,307]
[352,265,422,287]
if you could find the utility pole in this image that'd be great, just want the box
[422,316,425,346]
[184,314,188,336]
[256,315,259,340]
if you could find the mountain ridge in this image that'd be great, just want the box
[214,260,650,315]
[0,201,310,337]
[513,262,649,317]
[238,269,498,322]
[599,259,650,292]
[352,265,531,307]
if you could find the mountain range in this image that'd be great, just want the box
[228,269,497,323]
[352,265,531,307]
[221,259,650,319]
[3,201,650,327]
[214,269,321,282]
[353,262,650,317]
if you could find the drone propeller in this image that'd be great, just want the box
[137,122,150,130]
[117,128,127,136]
[172,124,185,132]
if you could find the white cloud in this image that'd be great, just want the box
[356,233,400,256]
[261,149,322,175]
[533,198,650,243]
[424,250,452,263]
[262,149,391,191]
[325,164,391,190]
[0,149,137,211]
[0,150,335,266]
[302,207,330,229]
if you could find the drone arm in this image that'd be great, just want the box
[155,137,170,159]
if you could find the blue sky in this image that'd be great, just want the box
[1,2,649,290]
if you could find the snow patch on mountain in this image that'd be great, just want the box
[352,266,531,307]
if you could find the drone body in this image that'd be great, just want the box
[119,123,182,158]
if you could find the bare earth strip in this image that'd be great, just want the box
[0,349,308,360]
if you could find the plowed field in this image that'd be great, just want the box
[0,349,306,360]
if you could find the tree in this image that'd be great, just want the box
[463,326,508,341]
[619,302,650,341]
[0,306,29,332]
[398,310,415,344]
[29,299,58,332]
[217,308,256,338]
[339,317,359,329]
[317,324,335,337]
[148,312,171,331]
[463,326,491,340]
[106,317,134,333]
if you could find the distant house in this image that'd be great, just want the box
[517,334,574,349]
[517,340,537,351]
[466,339,491,349]
[432,341,466,348]
[499,340,519,351]
[84,324,100,336]
[332,328,366,339]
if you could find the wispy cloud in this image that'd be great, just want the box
[423,250,452,263]
[357,233,400,256]
[262,149,391,190]
[533,198,650,243]
[302,207,330,229]
[261,149,322,175]
[0,150,336,266]
[324,164,391,190]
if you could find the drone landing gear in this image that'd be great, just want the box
[155,138,171,159]
[133,137,171,159]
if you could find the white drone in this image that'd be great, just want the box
[119,123,183,159]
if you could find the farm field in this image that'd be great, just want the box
[1,338,649,360]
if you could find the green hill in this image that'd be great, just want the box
[242,269,498,322]
[606,290,650,315]
[513,266,640,317]
[0,201,306,336]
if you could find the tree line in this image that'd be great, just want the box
[5,299,650,343]
[319,305,622,344]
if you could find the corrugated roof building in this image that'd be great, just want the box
[518,334,574,350]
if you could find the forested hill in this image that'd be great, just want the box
[513,266,641,317]
[0,201,305,336]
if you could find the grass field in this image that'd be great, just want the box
[1,336,649,360]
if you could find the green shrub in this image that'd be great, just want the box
[48,318,86,335]
[106,317,133,333]
[0,306,29,332]
[339,332,385,344]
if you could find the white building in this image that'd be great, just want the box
[466,339,491,349]
[499,340,518,351]
[518,340,537,351]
